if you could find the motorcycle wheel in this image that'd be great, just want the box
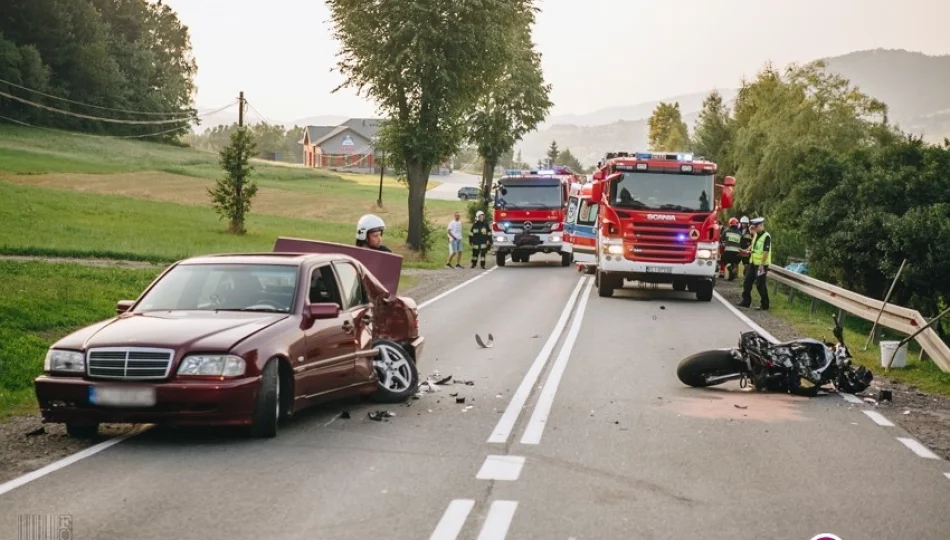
[676,349,739,388]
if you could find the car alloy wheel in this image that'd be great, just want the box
[374,342,413,391]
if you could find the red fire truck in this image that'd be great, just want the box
[490,166,582,267]
[585,151,735,300]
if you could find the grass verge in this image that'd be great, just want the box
[766,281,950,397]
[0,260,420,418]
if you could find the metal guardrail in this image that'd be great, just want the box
[768,266,950,373]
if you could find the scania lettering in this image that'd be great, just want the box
[586,151,736,301]
[491,167,579,267]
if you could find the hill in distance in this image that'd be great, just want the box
[517,48,950,167]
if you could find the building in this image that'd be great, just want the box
[301,117,453,175]
[301,118,382,173]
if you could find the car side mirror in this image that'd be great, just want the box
[116,300,134,314]
[308,303,340,319]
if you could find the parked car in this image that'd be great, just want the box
[457,186,479,200]
[34,241,424,439]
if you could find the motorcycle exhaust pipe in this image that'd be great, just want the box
[705,373,743,384]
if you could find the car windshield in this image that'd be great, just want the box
[610,172,714,212]
[132,263,299,313]
[495,184,562,209]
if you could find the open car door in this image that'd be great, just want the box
[570,196,599,266]
[273,237,403,294]
[562,195,580,255]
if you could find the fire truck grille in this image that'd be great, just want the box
[626,222,695,263]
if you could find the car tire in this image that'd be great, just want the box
[249,359,280,438]
[368,339,419,403]
[66,422,100,439]
[496,252,506,267]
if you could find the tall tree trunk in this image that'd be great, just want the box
[406,160,430,250]
[479,156,497,207]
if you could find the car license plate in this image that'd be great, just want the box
[645,266,672,274]
[89,386,156,407]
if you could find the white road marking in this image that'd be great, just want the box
[0,425,152,497]
[841,393,864,405]
[943,472,950,481]
[713,290,779,343]
[521,277,594,445]
[863,410,895,427]
[897,437,941,459]
[418,266,500,310]
[476,455,526,481]
[429,499,476,540]
[475,500,519,540]
[488,276,589,444]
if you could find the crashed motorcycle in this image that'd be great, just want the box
[676,315,873,397]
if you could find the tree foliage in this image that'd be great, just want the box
[555,148,585,173]
[0,0,197,140]
[691,90,735,174]
[647,102,690,151]
[326,0,533,251]
[187,122,305,163]
[546,140,560,165]
[209,128,258,235]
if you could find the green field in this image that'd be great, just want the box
[766,282,950,396]
[0,124,467,267]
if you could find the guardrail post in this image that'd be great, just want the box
[885,306,950,372]
[809,298,817,317]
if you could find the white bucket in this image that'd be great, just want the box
[880,340,908,368]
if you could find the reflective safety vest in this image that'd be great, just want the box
[723,227,742,252]
[750,231,772,265]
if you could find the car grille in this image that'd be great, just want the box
[86,347,174,380]
[505,221,555,234]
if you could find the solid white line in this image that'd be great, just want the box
[418,266,500,310]
[713,290,779,343]
[897,437,941,459]
[475,500,519,540]
[841,393,864,405]
[943,472,950,481]
[521,277,594,445]
[863,410,895,427]
[0,425,151,497]
[429,499,476,540]
[475,455,526,481]
[487,276,589,444]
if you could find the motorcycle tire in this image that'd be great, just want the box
[676,349,738,388]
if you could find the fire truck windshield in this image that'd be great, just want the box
[494,184,562,209]
[609,172,714,212]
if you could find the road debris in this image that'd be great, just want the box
[368,411,396,422]
[475,333,495,348]
[877,390,893,402]
[734,404,748,410]
[463,405,474,412]
[340,411,351,419]
[456,397,466,404]
[660,305,666,310]
[25,427,46,437]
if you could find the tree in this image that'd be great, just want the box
[555,147,584,173]
[691,90,735,173]
[326,0,532,251]
[647,102,690,151]
[466,10,552,214]
[209,127,258,234]
[546,140,559,166]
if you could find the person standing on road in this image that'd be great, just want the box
[738,217,771,310]
[738,216,753,274]
[355,214,392,252]
[469,210,492,269]
[720,217,743,281]
[446,211,463,269]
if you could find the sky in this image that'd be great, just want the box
[162,0,950,124]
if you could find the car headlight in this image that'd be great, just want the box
[696,249,714,259]
[550,235,562,243]
[45,349,85,373]
[607,245,623,254]
[177,354,246,377]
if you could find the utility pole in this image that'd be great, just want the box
[238,91,245,127]
[377,151,385,208]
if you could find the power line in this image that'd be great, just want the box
[0,76,213,117]
[0,114,195,139]
[0,89,210,124]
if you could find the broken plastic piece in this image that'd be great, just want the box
[340,411,351,419]
[475,333,495,348]
[368,410,396,421]
[734,404,748,409]
[456,397,466,404]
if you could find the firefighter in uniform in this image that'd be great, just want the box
[738,215,753,274]
[470,210,492,269]
[738,217,771,310]
[720,217,743,281]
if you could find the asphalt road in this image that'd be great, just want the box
[427,171,480,201]
[3,258,950,540]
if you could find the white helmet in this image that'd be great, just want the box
[356,214,386,241]
[739,216,749,224]
[476,210,485,218]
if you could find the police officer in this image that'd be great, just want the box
[738,216,753,274]
[355,214,392,252]
[469,210,492,269]
[738,217,771,310]
[721,217,743,281]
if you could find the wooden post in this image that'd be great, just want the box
[238,91,245,127]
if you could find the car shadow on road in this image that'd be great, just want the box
[610,285,700,303]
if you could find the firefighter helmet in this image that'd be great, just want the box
[739,216,750,225]
[356,214,386,241]
[728,217,739,226]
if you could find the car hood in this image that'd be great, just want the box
[54,311,289,353]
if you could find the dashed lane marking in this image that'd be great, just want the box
[897,437,941,459]
[429,499,476,540]
[863,410,895,427]
[475,500,519,540]
[476,455,526,481]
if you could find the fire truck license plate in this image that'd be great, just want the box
[645,266,672,274]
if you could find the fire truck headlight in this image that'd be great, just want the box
[607,245,623,255]
[495,235,506,243]
[696,249,714,259]
[550,235,562,243]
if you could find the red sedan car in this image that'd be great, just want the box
[34,240,424,439]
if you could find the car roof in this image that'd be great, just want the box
[176,253,348,266]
